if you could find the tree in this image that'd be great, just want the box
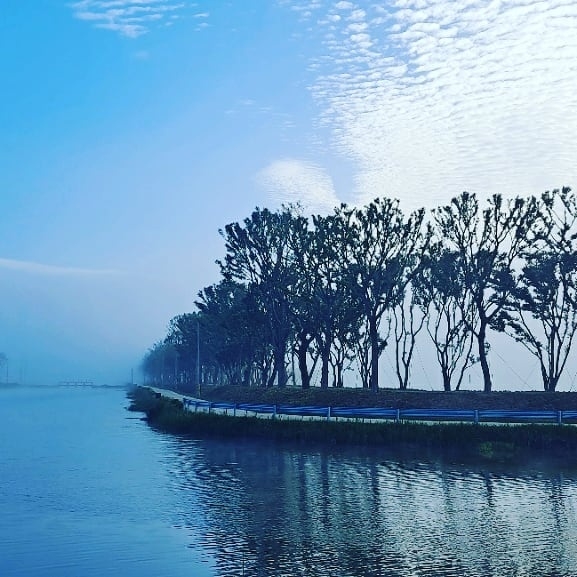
[434,191,544,392]
[141,342,177,386]
[195,281,272,387]
[413,249,477,391]
[285,211,318,389]
[338,199,427,391]
[505,187,577,391]
[165,313,199,388]
[391,283,427,390]
[309,213,363,389]
[219,207,306,387]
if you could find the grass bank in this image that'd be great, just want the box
[190,384,577,411]
[128,387,577,461]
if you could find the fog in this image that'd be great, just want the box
[0,263,215,386]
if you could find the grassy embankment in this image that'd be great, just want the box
[128,385,577,460]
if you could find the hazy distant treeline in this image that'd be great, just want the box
[142,187,577,393]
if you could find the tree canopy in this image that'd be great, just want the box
[142,187,577,393]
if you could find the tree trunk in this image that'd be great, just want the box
[242,365,251,387]
[477,319,492,393]
[320,338,330,389]
[544,369,559,392]
[442,367,451,392]
[336,363,344,388]
[369,316,380,392]
[275,345,288,388]
[549,376,558,392]
[297,333,311,389]
[267,364,277,388]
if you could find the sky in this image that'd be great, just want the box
[1,0,576,387]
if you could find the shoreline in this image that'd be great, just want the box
[128,387,577,462]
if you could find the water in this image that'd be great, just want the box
[1,386,577,577]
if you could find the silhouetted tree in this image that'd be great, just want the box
[338,199,427,391]
[309,212,363,388]
[414,249,477,391]
[141,341,177,386]
[285,210,318,389]
[195,281,270,387]
[165,312,198,387]
[434,192,544,392]
[505,187,577,391]
[391,283,427,390]
[219,207,306,387]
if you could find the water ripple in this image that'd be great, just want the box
[157,438,577,577]
[3,388,577,577]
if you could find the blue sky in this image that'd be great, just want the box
[1,0,576,386]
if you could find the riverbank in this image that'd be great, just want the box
[128,387,577,461]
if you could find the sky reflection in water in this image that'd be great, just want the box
[1,386,576,577]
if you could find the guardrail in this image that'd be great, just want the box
[180,398,577,425]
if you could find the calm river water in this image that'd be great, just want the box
[1,386,577,577]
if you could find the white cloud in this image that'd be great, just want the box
[0,258,120,277]
[284,0,577,211]
[70,0,189,37]
[257,159,341,215]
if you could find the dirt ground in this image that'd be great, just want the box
[198,385,577,411]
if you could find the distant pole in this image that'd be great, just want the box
[197,319,201,397]
[174,353,178,391]
[161,348,165,386]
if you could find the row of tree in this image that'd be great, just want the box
[142,187,577,393]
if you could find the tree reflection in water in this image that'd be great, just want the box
[163,439,577,577]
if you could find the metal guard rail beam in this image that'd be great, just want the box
[180,398,577,425]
